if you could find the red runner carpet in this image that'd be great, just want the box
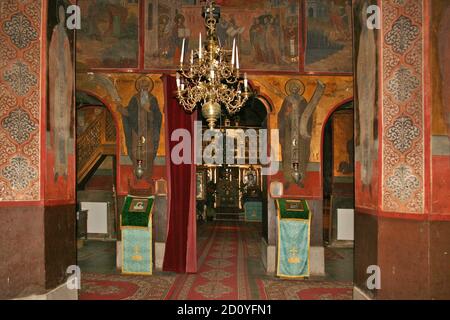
[166,222,250,300]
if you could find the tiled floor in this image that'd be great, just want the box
[78,240,117,275]
[325,247,354,282]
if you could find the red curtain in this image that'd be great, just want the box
[163,76,197,273]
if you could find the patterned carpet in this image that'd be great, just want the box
[79,221,353,300]
[166,223,253,300]
[258,279,353,300]
[80,273,177,300]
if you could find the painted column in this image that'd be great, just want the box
[0,0,77,299]
[354,0,450,300]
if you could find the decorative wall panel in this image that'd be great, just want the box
[382,0,425,213]
[0,0,41,201]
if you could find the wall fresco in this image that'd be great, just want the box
[252,75,353,198]
[144,0,301,72]
[45,0,76,201]
[353,0,379,209]
[305,0,353,73]
[77,0,139,70]
[332,110,354,177]
[76,73,166,194]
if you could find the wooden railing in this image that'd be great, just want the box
[77,110,116,184]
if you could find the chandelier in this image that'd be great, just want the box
[176,1,250,129]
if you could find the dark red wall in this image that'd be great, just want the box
[0,204,76,299]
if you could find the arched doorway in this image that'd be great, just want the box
[166,95,273,299]
[75,91,119,274]
[196,96,269,222]
[322,100,354,282]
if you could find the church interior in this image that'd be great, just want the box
[0,0,449,301]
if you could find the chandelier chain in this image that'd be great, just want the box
[176,1,250,128]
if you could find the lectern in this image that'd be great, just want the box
[121,195,155,275]
[276,199,311,278]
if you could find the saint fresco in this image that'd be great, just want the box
[77,0,139,69]
[305,0,353,73]
[48,0,75,180]
[436,1,450,136]
[74,0,356,73]
[354,0,378,187]
[117,76,162,182]
[278,79,325,187]
[332,111,354,177]
[144,0,301,72]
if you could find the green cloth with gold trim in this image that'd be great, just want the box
[121,195,154,275]
[276,199,311,278]
[244,201,262,222]
[121,196,154,227]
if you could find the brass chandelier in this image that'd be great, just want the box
[176,1,250,129]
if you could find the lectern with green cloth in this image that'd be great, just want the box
[244,201,262,222]
[121,195,155,275]
[276,199,311,278]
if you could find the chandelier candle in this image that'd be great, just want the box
[180,38,185,65]
[199,33,202,60]
[232,38,236,67]
[176,73,181,90]
[244,73,248,91]
[175,0,250,129]
[236,46,240,71]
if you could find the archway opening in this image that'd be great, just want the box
[191,94,270,289]
[75,91,119,274]
[322,100,355,282]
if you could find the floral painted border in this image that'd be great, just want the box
[0,0,41,201]
[381,0,424,213]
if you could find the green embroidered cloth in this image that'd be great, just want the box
[276,199,311,278]
[121,196,154,228]
[277,199,310,220]
[244,201,262,222]
[121,195,155,275]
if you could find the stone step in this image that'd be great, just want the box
[215,212,245,221]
